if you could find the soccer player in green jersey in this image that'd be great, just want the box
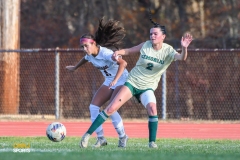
[79,16,193,148]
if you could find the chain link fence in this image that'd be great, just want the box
[0,49,239,120]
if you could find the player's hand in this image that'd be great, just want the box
[181,33,193,48]
[112,51,120,61]
[66,66,76,71]
[109,80,117,89]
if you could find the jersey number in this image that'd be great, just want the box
[146,63,154,70]
[104,69,111,76]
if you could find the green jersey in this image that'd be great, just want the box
[126,40,177,90]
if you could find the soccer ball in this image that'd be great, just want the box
[46,122,66,142]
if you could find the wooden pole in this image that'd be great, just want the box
[0,0,20,114]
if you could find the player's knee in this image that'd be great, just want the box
[147,103,157,115]
[105,106,116,115]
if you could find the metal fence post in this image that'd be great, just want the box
[55,48,60,119]
[162,71,167,119]
[175,61,180,118]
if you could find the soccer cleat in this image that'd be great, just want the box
[118,135,128,147]
[79,133,90,148]
[92,137,108,147]
[149,141,158,148]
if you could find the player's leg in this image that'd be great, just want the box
[80,86,132,148]
[109,85,128,147]
[88,86,132,134]
[105,85,133,115]
[140,90,158,148]
[90,85,113,147]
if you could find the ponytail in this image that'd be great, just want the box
[94,17,126,50]
[148,9,166,35]
[80,17,126,51]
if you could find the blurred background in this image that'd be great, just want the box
[0,0,240,120]
[20,0,240,48]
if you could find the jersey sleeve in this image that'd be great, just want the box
[84,54,89,61]
[169,47,177,61]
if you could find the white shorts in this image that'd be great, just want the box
[140,90,157,108]
[103,72,128,89]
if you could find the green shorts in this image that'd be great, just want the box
[124,82,154,103]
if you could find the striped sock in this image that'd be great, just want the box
[148,115,158,142]
[87,111,109,135]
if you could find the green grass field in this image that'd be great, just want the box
[1,137,240,160]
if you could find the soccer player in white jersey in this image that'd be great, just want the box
[66,18,128,148]
[79,13,193,149]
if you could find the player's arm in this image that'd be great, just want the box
[113,42,145,58]
[66,57,88,71]
[174,48,188,61]
[174,33,193,61]
[109,57,127,88]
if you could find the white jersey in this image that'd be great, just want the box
[85,46,128,89]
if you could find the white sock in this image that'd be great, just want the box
[89,104,104,137]
[110,111,126,138]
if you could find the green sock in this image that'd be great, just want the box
[87,111,109,135]
[148,115,158,142]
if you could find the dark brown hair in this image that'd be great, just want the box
[80,17,126,51]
